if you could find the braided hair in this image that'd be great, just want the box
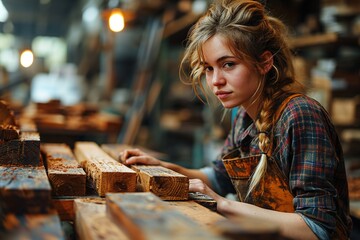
[180,0,303,196]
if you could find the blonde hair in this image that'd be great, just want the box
[180,0,304,196]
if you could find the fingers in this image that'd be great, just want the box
[119,148,142,163]
[189,179,220,201]
[189,179,207,193]
[119,148,159,166]
[125,155,152,165]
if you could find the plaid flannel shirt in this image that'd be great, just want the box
[212,95,352,239]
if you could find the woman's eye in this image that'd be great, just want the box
[205,66,213,72]
[224,62,234,68]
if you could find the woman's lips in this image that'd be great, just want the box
[215,91,231,100]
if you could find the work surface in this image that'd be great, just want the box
[0,140,283,240]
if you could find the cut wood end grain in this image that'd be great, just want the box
[74,141,137,196]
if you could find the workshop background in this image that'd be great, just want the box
[0,0,359,239]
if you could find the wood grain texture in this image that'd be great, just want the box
[167,200,225,228]
[131,165,189,200]
[0,166,52,214]
[74,198,129,240]
[0,212,64,240]
[0,132,41,166]
[74,141,136,196]
[42,143,86,196]
[106,192,224,240]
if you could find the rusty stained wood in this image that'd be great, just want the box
[0,125,20,141]
[131,165,189,200]
[41,143,86,196]
[74,198,129,240]
[0,132,41,166]
[74,141,136,197]
[0,166,52,214]
[106,192,224,240]
[0,212,64,240]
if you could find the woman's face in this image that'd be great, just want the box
[202,34,261,110]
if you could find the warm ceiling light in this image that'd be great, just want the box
[108,8,125,32]
[20,49,34,68]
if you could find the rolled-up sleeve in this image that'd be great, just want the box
[275,96,351,238]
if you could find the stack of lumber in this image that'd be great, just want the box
[20,101,122,133]
[0,99,282,239]
[101,143,189,200]
[0,100,64,239]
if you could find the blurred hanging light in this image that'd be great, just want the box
[0,0,9,22]
[20,49,34,68]
[108,8,125,32]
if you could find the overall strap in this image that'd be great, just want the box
[268,93,303,155]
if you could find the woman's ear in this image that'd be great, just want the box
[260,51,273,75]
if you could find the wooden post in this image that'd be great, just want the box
[0,166,52,214]
[131,165,189,200]
[74,141,136,196]
[41,143,86,196]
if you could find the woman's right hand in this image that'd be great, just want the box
[120,148,162,166]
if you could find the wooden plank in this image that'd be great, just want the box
[0,166,52,214]
[0,132,41,166]
[0,212,64,240]
[74,198,129,240]
[52,196,102,221]
[106,192,224,240]
[167,200,225,228]
[74,141,136,196]
[41,143,86,196]
[101,143,168,163]
[131,165,188,200]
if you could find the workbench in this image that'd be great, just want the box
[0,140,282,240]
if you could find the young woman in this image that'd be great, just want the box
[122,0,352,239]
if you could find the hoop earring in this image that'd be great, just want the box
[272,65,280,84]
[248,76,264,109]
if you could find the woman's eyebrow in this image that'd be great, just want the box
[201,55,237,66]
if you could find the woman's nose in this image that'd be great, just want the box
[212,70,225,86]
